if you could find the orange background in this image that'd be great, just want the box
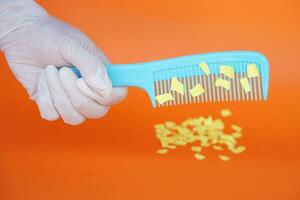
[1,0,300,199]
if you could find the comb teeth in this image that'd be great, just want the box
[153,62,265,108]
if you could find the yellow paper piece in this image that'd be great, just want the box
[220,109,232,117]
[219,155,230,161]
[215,78,231,90]
[247,63,260,78]
[230,146,246,154]
[166,145,176,149]
[212,145,223,151]
[157,149,168,154]
[155,93,174,104]
[189,84,205,97]
[154,124,165,130]
[220,65,235,79]
[220,134,237,143]
[171,77,184,95]
[191,146,202,152]
[211,119,224,130]
[165,121,176,128]
[231,124,242,132]
[199,62,211,75]
[232,132,243,139]
[240,77,251,93]
[194,153,206,160]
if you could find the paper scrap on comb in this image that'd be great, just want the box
[155,93,174,104]
[199,62,211,75]
[220,109,232,117]
[215,78,231,90]
[219,155,230,161]
[240,77,251,93]
[171,77,184,95]
[247,63,260,78]
[220,65,235,79]
[190,84,205,97]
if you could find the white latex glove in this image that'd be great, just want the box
[0,0,127,125]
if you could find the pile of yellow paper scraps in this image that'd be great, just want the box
[155,109,246,161]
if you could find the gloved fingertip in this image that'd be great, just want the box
[103,87,128,105]
[89,106,110,119]
[113,87,128,98]
[85,65,113,98]
[59,66,69,73]
[59,67,77,81]
[37,101,60,121]
[41,111,59,121]
[64,116,85,126]
[76,78,102,101]
[90,87,128,106]
[46,65,58,72]
[60,66,74,74]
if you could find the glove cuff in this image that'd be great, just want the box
[0,0,48,49]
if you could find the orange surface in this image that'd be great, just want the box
[1,0,300,199]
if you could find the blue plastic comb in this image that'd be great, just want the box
[71,51,269,108]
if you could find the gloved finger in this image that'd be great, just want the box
[61,34,112,98]
[59,67,110,119]
[34,72,59,121]
[45,65,85,125]
[76,78,128,106]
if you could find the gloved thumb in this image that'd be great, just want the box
[61,34,112,97]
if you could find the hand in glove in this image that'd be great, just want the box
[0,0,127,125]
